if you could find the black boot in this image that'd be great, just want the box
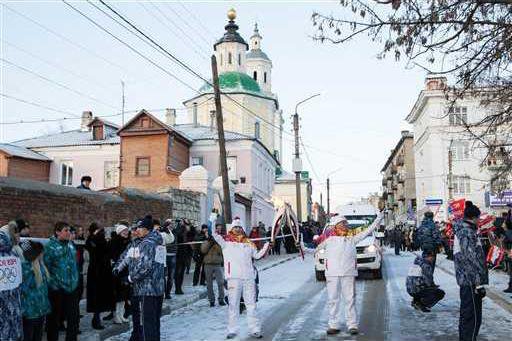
[504,284,512,293]
[103,312,114,321]
[92,313,105,330]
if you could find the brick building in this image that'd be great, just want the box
[118,110,192,192]
[0,143,50,182]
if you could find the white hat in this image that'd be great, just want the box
[228,217,243,231]
[115,224,129,235]
[328,215,347,227]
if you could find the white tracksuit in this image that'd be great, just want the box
[312,215,383,330]
[212,230,269,335]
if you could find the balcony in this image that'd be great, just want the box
[397,155,405,166]
[398,194,406,201]
[391,165,398,174]
[398,173,405,183]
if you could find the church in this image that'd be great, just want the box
[183,9,283,164]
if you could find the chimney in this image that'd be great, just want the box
[425,74,447,91]
[193,102,198,127]
[81,111,93,132]
[165,108,176,126]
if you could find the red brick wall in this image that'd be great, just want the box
[0,177,174,237]
[8,157,50,182]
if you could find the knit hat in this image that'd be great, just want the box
[136,215,153,230]
[424,211,434,219]
[228,217,243,231]
[115,224,129,235]
[328,214,348,227]
[464,201,481,219]
[20,240,44,262]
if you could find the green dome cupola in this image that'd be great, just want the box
[200,71,261,94]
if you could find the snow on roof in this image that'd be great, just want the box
[0,143,51,161]
[13,129,120,148]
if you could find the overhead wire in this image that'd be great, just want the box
[163,2,212,46]
[1,57,118,109]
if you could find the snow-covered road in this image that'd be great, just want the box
[108,250,512,340]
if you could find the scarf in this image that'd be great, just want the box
[224,230,256,248]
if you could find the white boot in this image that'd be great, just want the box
[113,302,124,324]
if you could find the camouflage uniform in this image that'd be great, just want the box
[418,217,442,253]
[453,219,488,341]
[406,255,434,296]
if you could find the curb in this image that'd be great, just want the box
[94,254,298,340]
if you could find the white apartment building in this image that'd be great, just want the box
[406,75,493,220]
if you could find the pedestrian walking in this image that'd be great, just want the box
[44,222,80,341]
[0,222,23,341]
[453,201,488,341]
[393,226,402,255]
[418,211,443,272]
[125,216,166,341]
[192,225,208,286]
[406,251,445,312]
[20,241,51,341]
[201,224,225,307]
[110,223,131,324]
[211,218,270,339]
[305,213,383,336]
[85,223,115,330]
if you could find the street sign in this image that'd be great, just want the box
[425,198,443,205]
[488,190,512,207]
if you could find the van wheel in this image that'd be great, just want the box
[315,270,326,282]
[373,267,383,279]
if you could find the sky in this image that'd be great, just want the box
[0,0,426,206]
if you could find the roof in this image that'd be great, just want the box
[246,49,270,61]
[214,20,248,50]
[13,129,120,149]
[173,124,252,142]
[200,72,261,94]
[0,143,51,161]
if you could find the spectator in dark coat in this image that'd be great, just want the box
[185,221,196,274]
[76,175,92,190]
[454,201,488,341]
[192,225,207,286]
[174,220,187,295]
[85,223,115,330]
[110,224,131,324]
[418,212,442,271]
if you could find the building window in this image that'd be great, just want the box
[253,71,257,81]
[453,176,471,195]
[238,53,241,66]
[228,52,232,65]
[448,107,468,125]
[451,141,470,161]
[60,161,73,186]
[140,117,150,128]
[264,72,267,83]
[220,53,223,65]
[254,121,261,139]
[227,156,237,180]
[136,157,150,176]
[191,157,204,166]
[104,161,119,188]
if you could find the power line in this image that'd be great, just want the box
[1,57,118,109]
[3,39,117,92]
[0,93,79,117]
[163,2,212,46]
[62,0,198,93]
[4,4,130,74]
[177,0,216,42]
[300,136,321,180]
[146,2,210,59]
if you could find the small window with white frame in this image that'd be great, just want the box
[451,141,470,161]
[191,156,204,166]
[104,161,119,188]
[60,161,73,186]
[453,175,471,195]
[448,106,468,126]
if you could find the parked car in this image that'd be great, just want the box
[314,219,383,281]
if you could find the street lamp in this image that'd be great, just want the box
[325,166,343,215]
[293,93,321,223]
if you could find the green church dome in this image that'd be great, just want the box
[200,71,261,94]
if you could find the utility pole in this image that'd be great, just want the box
[121,80,125,126]
[293,111,303,223]
[448,139,454,200]
[327,177,330,215]
[211,55,232,225]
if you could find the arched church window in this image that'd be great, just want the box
[238,53,241,66]
[264,72,267,83]
[220,54,223,65]
[255,121,261,139]
[253,71,257,81]
[228,52,232,64]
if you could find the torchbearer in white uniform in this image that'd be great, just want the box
[211,218,270,340]
[306,213,383,336]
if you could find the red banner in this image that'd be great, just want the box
[449,199,465,219]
